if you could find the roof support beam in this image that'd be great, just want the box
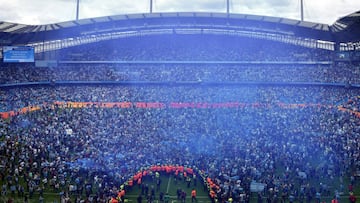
[150,0,153,13]
[300,0,304,21]
[76,0,80,21]
[227,0,230,15]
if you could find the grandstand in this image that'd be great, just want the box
[0,6,360,203]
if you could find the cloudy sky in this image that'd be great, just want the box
[0,0,359,25]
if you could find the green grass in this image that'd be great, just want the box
[1,173,359,203]
[0,162,359,203]
[0,173,212,203]
[125,174,212,203]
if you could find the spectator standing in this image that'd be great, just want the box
[191,189,197,203]
[349,192,357,203]
[331,196,338,203]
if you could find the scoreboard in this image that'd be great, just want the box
[2,46,35,63]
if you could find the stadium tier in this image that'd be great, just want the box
[0,11,360,203]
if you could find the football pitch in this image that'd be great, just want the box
[125,174,212,203]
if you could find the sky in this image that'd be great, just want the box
[0,0,359,25]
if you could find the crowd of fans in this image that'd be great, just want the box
[1,85,360,203]
[0,85,358,112]
[0,35,359,203]
[1,35,359,85]
[57,35,333,62]
[340,96,360,113]
[1,62,360,85]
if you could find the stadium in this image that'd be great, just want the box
[0,1,360,203]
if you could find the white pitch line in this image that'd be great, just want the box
[166,176,172,193]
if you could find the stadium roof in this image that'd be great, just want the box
[331,10,360,43]
[2,11,358,50]
[0,13,332,34]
